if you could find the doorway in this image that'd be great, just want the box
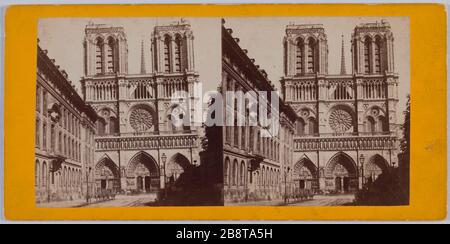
[299,180,306,189]
[343,177,350,192]
[335,177,342,192]
[136,176,143,192]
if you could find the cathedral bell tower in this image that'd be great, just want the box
[351,20,395,75]
[284,24,328,77]
[83,23,128,76]
[151,19,195,74]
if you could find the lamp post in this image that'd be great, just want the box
[86,166,92,203]
[359,154,365,187]
[161,153,167,199]
[284,166,290,204]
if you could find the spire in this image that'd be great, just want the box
[140,40,146,74]
[340,34,347,75]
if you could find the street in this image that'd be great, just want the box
[37,194,354,208]
[287,194,355,206]
[82,194,158,208]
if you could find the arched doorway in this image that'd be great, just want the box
[293,157,319,191]
[166,153,191,185]
[326,153,359,193]
[127,152,160,193]
[95,156,120,193]
[365,154,389,183]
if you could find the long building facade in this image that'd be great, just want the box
[281,21,400,194]
[80,21,201,194]
[36,44,97,203]
[222,23,297,204]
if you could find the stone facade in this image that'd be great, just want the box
[222,24,297,204]
[80,21,202,194]
[281,20,400,194]
[36,44,97,203]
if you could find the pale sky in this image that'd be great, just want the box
[224,17,410,123]
[38,18,221,97]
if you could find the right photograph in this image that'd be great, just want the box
[221,17,410,206]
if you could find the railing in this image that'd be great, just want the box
[95,130,194,137]
[95,133,198,151]
[294,135,397,151]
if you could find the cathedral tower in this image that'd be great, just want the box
[284,24,328,77]
[351,20,395,75]
[83,23,128,76]
[151,19,195,74]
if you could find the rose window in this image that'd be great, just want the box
[130,108,153,132]
[329,109,353,133]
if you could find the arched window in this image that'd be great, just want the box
[95,37,104,75]
[35,118,40,148]
[364,37,372,74]
[378,115,388,132]
[240,161,246,186]
[296,38,304,74]
[35,160,40,188]
[233,160,238,186]
[97,117,106,135]
[164,35,172,73]
[296,118,305,136]
[308,117,317,135]
[174,35,182,72]
[307,38,316,73]
[367,116,376,133]
[374,37,382,74]
[50,124,55,152]
[36,85,41,112]
[106,37,116,73]
[224,158,230,186]
[42,162,47,189]
[42,122,47,150]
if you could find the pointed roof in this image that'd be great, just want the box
[340,35,347,75]
[140,40,146,74]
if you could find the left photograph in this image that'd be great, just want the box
[35,18,223,207]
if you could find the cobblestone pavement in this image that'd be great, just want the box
[82,194,158,208]
[36,194,158,208]
[228,195,355,206]
[287,195,355,206]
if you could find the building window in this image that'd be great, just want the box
[36,85,41,112]
[58,132,62,154]
[42,162,47,190]
[374,37,382,74]
[224,158,230,186]
[174,35,182,72]
[95,38,104,75]
[307,38,316,73]
[240,161,246,186]
[106,37,116,73]
[296,38,304,74]
[42,90,48,116]
[35,118,40,148]
[364,37,372,74]
[35,160,40,188]
[42,122,47,150]
[51,124,55,152]
[164,35,172,73]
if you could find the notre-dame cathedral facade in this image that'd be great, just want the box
[81,20,201,194]
[281,20,400,193]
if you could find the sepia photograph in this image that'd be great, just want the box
[222,17,410,206]
[36,18,223,207]
[35,16,410,208]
